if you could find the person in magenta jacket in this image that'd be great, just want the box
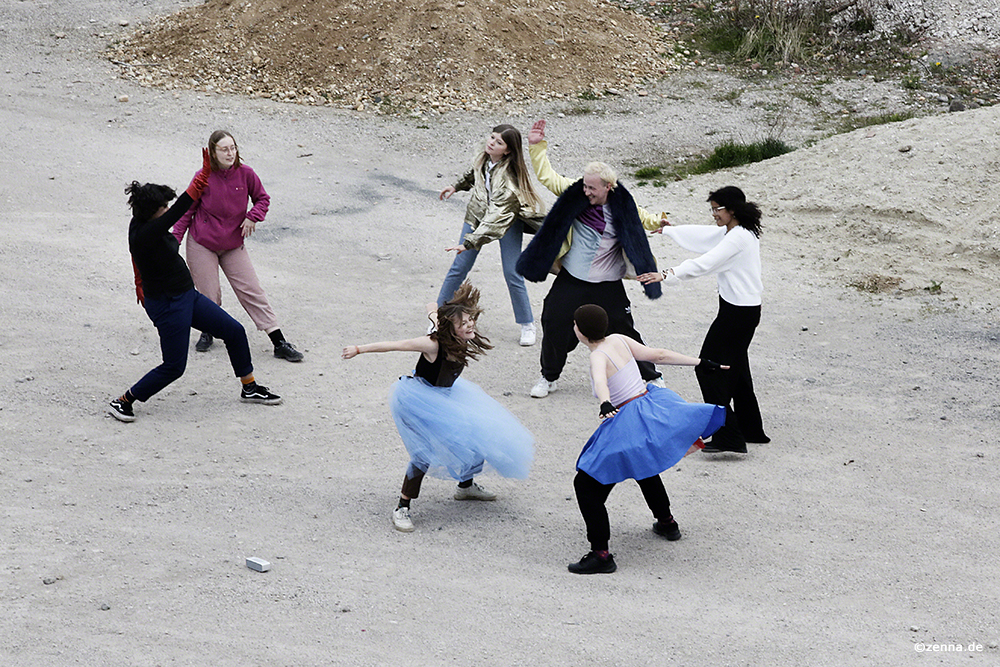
[172,130,303,362]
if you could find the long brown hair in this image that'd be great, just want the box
[432,282,492,366]
[474,124,543,213]
[208,129,241,171]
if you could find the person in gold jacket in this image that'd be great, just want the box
[437,124,545,346]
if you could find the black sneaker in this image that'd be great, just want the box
[701,429,748,453]
[240,383,282,405]
[568,552,617,575]
[273,340,303,362]
[195,332,214,352]
[653,519,682,541]
[108,399,135,422]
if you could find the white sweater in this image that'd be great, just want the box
[661,224,763,306]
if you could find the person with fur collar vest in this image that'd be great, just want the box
[516,119,664,398]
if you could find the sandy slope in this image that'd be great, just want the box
[2,1,999,665]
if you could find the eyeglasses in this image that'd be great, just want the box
[710,205,726,213]
[216,145,238,154]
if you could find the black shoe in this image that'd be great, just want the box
[273,340,303,362]
[240,383,282,405]
[568,552,617,575]
[653,519,681,541]
[702,442,748,454]
[702,428,747,453]
[108,399,135,422]
[195,332,214,352]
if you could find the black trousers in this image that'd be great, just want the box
[695,296,766,445]
[574,470,672,552]
[539,271,659,382]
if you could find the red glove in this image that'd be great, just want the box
[185,147,212,200]
[131,257,144,306]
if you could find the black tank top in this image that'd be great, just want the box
[414,351,464,388]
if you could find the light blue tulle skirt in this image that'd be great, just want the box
[390,375,534,481]
[576,384,726,485]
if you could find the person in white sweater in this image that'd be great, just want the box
[638,186,769,453]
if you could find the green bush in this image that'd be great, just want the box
[633,138,794,185]
[694,138,793,172]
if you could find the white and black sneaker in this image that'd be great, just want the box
[108,398,135,422]
[240,383,282,405]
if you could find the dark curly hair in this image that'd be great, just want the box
[432,282,492,366]
[125,181,176,223]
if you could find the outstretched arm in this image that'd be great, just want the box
[616,334,727,369]
[341,335,438,360]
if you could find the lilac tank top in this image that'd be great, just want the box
[594,338,647,405]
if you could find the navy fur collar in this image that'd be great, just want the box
[516,179,661,299]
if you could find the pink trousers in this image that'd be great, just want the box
[185,236,279,332]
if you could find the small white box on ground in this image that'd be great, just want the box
[246,557,271,572]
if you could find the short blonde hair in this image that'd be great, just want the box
[584,161,617,189]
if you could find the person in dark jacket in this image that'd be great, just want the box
[108,149,281,422]
[517,119,664,398]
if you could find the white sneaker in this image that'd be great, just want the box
[454,482,497,501]
[530,377,557,398]
[519,323,537,346]
[649,377,667,389]
[392,506,414,532]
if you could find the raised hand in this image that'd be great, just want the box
[186,147,212,200]
[528,119,546,145]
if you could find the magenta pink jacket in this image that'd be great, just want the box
[172,164,270,252]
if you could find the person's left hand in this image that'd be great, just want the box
[445,245,466,254]
[241,218,256,238]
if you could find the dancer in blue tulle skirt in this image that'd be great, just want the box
[566,304,727,574]
[342,282,534,533]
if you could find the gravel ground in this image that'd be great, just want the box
[3,1,999,666]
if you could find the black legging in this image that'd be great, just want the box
[695,296,766,445]
[539,270,660,382]
[574,470,672,552]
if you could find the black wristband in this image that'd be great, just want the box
[599,401,617,418]
[696,358,722,372]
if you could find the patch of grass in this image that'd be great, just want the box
[561,103,594,116]
[693,137,793,172]
[633,137,794,185]
[793,91,821,106]
[849,274,902,293]
[840,110,914,132]
[715,88,743,103]
[634,166,664,179]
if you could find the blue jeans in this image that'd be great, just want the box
[130,289,253,402]
[437,221,533,324]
